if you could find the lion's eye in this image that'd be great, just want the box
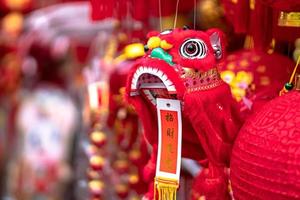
[180,39,207,59]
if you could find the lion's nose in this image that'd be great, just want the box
[150,47,173,65]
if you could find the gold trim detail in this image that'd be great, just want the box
[187,79,223,93]
[278,12,300,27]
[181,68,219,79]
[181,68,223,92]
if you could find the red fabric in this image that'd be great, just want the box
[230,91,300,199]
[220,0,250,34]
[90,0,115,21]
[131,0,149,22]
[74,45,90,64]
[184,82,242,166]
[90,0,195,22]
[191,164,230,200]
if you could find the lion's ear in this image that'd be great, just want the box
[206,28,226,60]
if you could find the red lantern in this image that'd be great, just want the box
[87,168,102,180]
[113,159,129,174]
[230,91,300,199]
[219,50,294,117]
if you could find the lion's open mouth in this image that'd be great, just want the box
[127,59,208,162]
[129,64,180,106]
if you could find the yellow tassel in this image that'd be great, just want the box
[155,177,179,200]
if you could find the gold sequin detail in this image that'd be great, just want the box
[186,79,223,93]
[181,68,218,79]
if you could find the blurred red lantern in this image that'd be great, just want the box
[128,172,139,186]
[230,91,300,199]
[219,50,294,116]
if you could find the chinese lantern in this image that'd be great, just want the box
[230,91,300,199]
[128,172,139,186]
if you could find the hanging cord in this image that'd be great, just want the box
[173,0,180,29]
[289,55,300,84]
[280,55,300,95]
[193,0,197,29]
[159,0,162,31]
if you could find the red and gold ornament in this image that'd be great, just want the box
[115,183,129,199]
[219,50,294,116]
[89,155,105,171]
[89,180,104,197]
[87,168,102,180]
[128,171,139,186]
[90,131,107,147]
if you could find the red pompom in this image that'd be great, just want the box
[230,91,300,199]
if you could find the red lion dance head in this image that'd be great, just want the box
[126,27,243,199]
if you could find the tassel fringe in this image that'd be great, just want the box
[155,177,179,200]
